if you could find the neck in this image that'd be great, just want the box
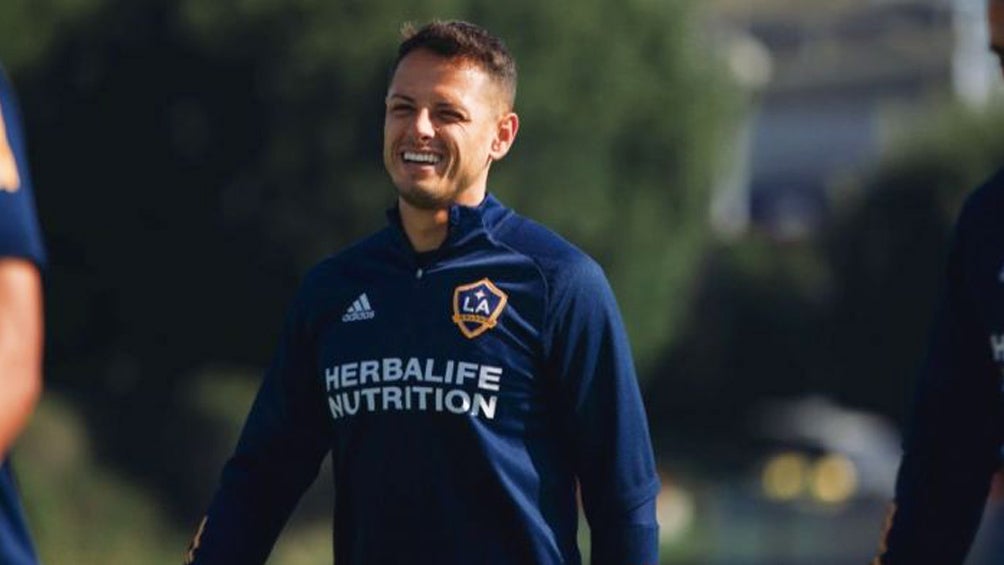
[398,191,488,252]
[398,199,451,252]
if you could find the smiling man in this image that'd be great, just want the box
[186,20,659,565]
[872,2,1004,563]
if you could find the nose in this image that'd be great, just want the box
[411,108,435,141]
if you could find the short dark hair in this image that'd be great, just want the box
[394,20,518,110]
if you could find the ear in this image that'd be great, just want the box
[489,112,519,161]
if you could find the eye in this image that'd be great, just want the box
[438,109,465,123]
[388,103,414,116]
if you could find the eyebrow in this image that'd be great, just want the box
[386,93,467,113]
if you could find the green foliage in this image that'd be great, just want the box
[486,0,737,368]
[649,98,1004,449]
[820,100,1004,417]
[0,0,105,71]
[864,100,1004,222]
[18,394,186,563]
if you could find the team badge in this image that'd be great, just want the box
[452,278,508,339]
[0,102,20,193]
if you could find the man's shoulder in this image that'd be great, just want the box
[494,212,598,273]
[493,211,609,298]
[970,166,1004,203]
[296,228,396,292]
[959,166,1004,232]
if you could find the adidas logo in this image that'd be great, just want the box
[342,293,376,322]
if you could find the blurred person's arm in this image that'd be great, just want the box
[546,257,661,565]
[185,278,331,565]
[0,258,42,456]
[0,66,46,460]
[874,182,1004,564]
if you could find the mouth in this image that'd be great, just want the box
[401,150,442,166]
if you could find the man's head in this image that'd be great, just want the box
[990,0,1004,76]
[394,21,517,112]
[383,21,519,211]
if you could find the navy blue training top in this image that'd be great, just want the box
[0,65,43,565]
[187,194,661,564]
[875,168,1004,564]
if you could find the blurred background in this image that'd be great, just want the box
[3,0,1004,562]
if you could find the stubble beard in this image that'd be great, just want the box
[397,182,466,211]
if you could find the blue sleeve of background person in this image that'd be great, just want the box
[187,281,331,564]
[543,256,661,565]
[0,67,46,267]
[877,192,1004,564]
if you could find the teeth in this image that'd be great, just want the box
[402,151,441,164]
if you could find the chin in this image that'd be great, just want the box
[398,186,453,211]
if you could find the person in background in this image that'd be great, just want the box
[186,19,660,565]
[873,1,1004,562]
[0,63,45,565]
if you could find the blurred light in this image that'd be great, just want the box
[726,31,773,91]
[761,452,809,501]
[657,482,695,544]
[810,453,858,505]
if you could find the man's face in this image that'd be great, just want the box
[990,0,1004,76]
[384,49,517,210]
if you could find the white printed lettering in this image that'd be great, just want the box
[383,358,402,381]
[328,396,343,419]
[456,362,478,386]
[992,334,1004,363]
[341,363,359,387]
[342,391,360,415]
[478,365,502,391]
[404,358,424,382]
[360,388,379,411]
[445,390,472,414]
[359,361,380,385]
[383,387,403,411]
[472,394,497,420]
[323,358,505,422]
[325,366,339,391]
[412,386,432,410]
[424,359,443,383]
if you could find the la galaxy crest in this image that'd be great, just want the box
[452,278,508,339]
[0,101,20,193]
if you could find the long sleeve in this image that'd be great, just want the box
[875,195,1004,564]
[186,292,331,564]
[544,257,661,565]
[0,66,45,266]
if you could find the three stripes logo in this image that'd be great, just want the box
[342,293,376,322]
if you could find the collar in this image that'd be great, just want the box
[385,193,511,257]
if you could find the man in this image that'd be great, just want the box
[186,20,660,565]
[873,2,1004,562]
[0,64,45,564]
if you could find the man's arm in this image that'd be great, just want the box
[545,257,661,565]
[0,258,43,457]
[874,199,1004,564]
[185,290,331,564]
